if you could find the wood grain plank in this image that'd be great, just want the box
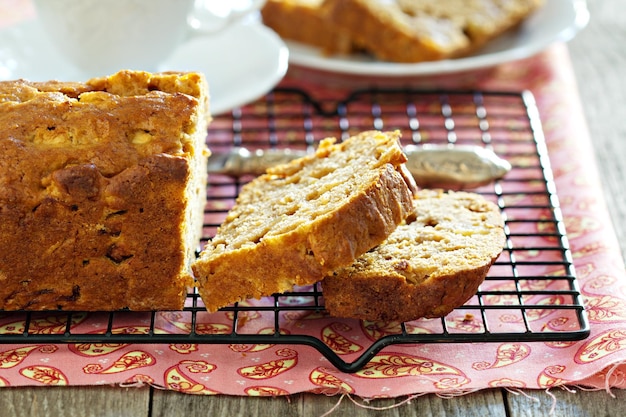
[568,0,626,261]
[151,390,300,417]
[506,387,626,417]
[151,390,508,417]
[0,386,149,417]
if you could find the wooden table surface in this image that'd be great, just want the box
[1,0,625,415]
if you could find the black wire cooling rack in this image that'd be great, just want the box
[0,87,590,373]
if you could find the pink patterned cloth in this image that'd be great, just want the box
[2,1,626,397]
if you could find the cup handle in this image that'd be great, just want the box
[188,0,266,33]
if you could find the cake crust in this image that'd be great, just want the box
[0,70,210,311]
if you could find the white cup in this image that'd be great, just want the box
[33,0,265,75]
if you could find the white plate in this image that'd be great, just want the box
[0,18,288,115]
[287,0,589,76]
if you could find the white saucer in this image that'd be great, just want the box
[0,18,288,115]
[287,0,588,77]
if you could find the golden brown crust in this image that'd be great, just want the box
[261,0,355,55]
[193,131,415,312]
[322,189,506,322]
[0,70,210,311]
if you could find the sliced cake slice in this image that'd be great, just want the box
[321,0,544,63]
[261,0,356,56]
[322,189,506,322]
[193,130,416,312]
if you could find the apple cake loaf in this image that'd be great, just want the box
[0,70,211,311]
